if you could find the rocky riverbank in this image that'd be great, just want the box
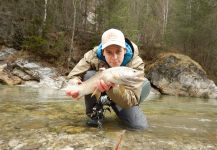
[0,46,217,99]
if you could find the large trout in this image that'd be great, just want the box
[64,66,145,99]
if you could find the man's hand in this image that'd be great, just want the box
[66,78,82,99]
[66,89,79,99]
[96,79,115,92]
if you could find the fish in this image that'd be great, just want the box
[64,66,145,99]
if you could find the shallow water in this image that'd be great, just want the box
[0,85,217,150]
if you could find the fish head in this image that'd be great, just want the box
[108,67,145,87]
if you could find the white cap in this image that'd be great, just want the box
[101,28,126,49]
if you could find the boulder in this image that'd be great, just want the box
[11,59,41,80]
[0,64,22,85]
[12,68,34,81]
[12,59,59,79]
[8,59,67,89]
[145,53,217,99]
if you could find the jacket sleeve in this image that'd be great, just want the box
[107,56,145,108]
[67,50,94,80]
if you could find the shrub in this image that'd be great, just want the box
[22,36,48,57]
[22,35,66,60]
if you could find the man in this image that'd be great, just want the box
[66,28,150,130]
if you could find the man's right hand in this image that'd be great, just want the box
[66,90,79,99]
[66,78,82,99]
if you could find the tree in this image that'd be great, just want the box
[68,0,78,70]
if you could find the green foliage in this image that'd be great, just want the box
[97,0,144,44]
[164,0,217,83]
[22,36,48,56]
[22,34,65,59]
[166,0,217,51]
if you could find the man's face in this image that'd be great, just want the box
[103,45,126,67]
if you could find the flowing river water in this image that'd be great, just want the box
[0,85,216,150]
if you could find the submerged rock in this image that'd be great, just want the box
[145,53,217,99]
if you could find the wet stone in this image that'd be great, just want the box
[60,145,75,150]
[0,140,4,145]
[8,139,20,147]
[21,143,42,150]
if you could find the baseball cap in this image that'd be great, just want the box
[101,28,126,49]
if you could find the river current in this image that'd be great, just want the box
[0,85,216,149]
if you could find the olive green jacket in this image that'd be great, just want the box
[67,41,144,108]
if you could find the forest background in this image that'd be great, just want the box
[0,0,216,83]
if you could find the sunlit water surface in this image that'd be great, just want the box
[0,85,217,150]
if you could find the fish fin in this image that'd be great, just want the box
[95,91,101,100]
[112,85,125,94]
[91,88,101,101]
[119,85,126,93]
[91,88,97,97]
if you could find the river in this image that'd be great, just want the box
[0,85,216,150]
